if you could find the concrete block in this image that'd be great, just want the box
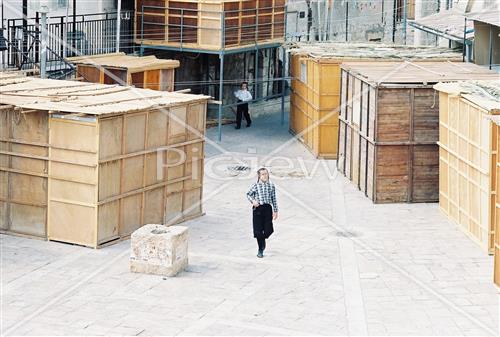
[130,224,188,277]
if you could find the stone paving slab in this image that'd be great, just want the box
[1,110,499,336]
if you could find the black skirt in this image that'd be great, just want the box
[252,204,274,239]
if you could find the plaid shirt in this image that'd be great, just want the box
[246,181,278,212]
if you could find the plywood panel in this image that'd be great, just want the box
[1,109,49,238]
[412,145,439,202]
[97,201,119,244]
[144,70,161,90]
[78,65,101,83]
[337,121,346,174]
[3,77,207,248]
[351,131,360,187]
[99,117,123,159]
[494,123,500,285]
[49,201,96,246]
[103,68,127,85]
[375,145,410,203]
[376,88,411,142]
[437,89,495,254]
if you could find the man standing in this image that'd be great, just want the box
[234,81,252,129]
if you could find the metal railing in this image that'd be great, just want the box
[2,11,134,71]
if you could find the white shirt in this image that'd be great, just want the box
[234,89,252,102]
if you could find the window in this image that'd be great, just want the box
[300,61,307,83]
[396,0,415,22]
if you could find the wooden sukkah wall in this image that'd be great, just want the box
[0,77,208,248]
[336,62,499,204]
[288,42,463,159]
[435,81,500,254]
[68,53,180,92]
[135,0,286,50]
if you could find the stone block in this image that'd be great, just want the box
[130,224,188,276]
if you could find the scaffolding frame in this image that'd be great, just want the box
[138,4,288,141]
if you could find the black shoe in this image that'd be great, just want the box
[246,122,251,127]
[235,126,241,129]
[257,250,263,258]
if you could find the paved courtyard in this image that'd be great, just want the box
[1,107,498,336]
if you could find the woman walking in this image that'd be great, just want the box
[246,168,278,258]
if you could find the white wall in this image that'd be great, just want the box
[1,0,116,22]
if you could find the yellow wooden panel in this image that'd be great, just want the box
[48,201,96,247]
[49,118,98,153]
[437,90,495,253]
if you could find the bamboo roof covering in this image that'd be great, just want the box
[67,53,180,72]
[286,42,463,60]
[340,61,499,86]
[434,80,500,113]
[0,77,209,115]
[0,70,33,80]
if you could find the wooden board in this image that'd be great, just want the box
[290,55,340,159]
[0,76,209,248]
[0,108,48,238]
[437,87,498,254]
[74,55,177,92]
[494,122,500,286]
[47,101,207,248]
[135,0,285,50]
[336,65,468,204]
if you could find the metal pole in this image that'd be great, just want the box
[316,0,321,41]
[403,0,407,45]
[40,7,48,78]
[488,24,493,70]
[280,46,286,126]
[22,0,27,64]
[218,53,224,142]
[116,0,121,52]
[345,1,349,42]
[72,0,76,33]
[462,17,467,62]
[140,7,144,56]
[255,49,259,100]
[63,3,69,58]
[281,4,288,126]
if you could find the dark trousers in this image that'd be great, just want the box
[236,101,251,127]
[257,237,266,251]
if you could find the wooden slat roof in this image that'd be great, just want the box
[0,77,209,115]
[434,80,500,113]
[286,42,463,60]
[67,53,180,72]
[340,61,499,85]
